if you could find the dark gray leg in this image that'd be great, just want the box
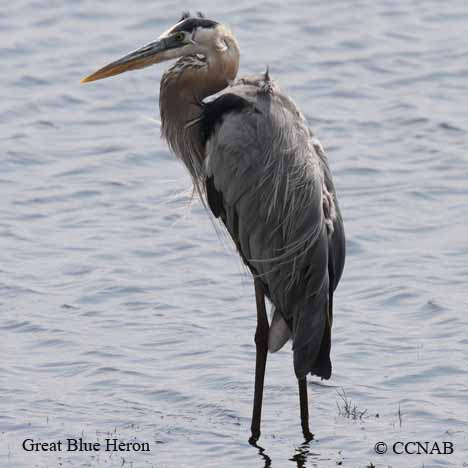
[249,278,269,445]
[298,377,313,441]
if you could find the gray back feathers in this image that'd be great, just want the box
[161,69,345,379]
[203,76,345,378]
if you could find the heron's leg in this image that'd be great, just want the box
[249,278,269,445]
[298,377,313,441]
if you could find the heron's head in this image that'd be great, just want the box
[81,12,238,84]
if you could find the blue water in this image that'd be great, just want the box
[1,1,468,467]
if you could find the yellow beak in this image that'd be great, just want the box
[81,36,181,83]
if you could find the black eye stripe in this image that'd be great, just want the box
[172,18,218,34]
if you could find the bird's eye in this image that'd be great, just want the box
[174,32,185,41]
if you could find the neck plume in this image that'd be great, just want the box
[159,35,240,196]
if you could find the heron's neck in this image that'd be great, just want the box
[159,37,240,191]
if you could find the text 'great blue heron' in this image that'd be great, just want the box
[81,12,345,443]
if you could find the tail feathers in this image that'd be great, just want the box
[268,306,291,353]
[292,288,331,380]
[309,309,332,379]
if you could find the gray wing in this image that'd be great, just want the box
[203,76,345,379]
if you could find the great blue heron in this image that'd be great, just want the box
[81,12,345,443]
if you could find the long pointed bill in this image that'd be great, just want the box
[81,36,183,83]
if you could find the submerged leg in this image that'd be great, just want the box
[298,377,313,441]
[249,278,269,445]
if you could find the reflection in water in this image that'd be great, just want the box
[251,439,323,468]
[250,440,272,467]
[289,441,320,468]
